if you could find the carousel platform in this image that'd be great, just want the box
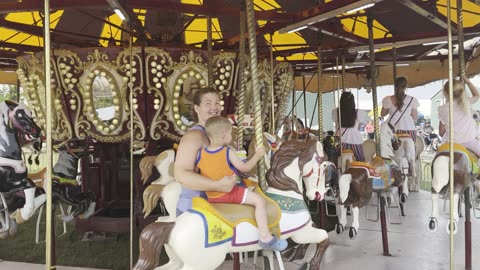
[2,190,478,270]
[219,190,480,270]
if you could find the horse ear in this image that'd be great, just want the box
[316,141,324,157]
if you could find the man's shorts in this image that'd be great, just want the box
[207,185,248,204]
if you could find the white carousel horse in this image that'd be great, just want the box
[336,123,404,239]
[0,101,46,238]
[394,131,418,200]
[134,140,335,270]
[408,136,425,192]
[426,143,479,234]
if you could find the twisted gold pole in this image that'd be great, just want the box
[236,3,246,149]
[207,16,213,87]
[317,45,323,141]
[457,0,465,79]
[245,0,266,191]
[270,33,275,134]
[367,15,380,156]
[445,1,455,269]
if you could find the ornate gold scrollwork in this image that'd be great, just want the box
[16,54,72,141]
[76,49,128,140]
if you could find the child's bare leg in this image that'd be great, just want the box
[243,191,273,242]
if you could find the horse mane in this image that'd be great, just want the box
[266,140,317,194]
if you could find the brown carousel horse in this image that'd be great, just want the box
[336,122,404,239]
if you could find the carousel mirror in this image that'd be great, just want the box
[172,70,207,131]
[92,74,115,121]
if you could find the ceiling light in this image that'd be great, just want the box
[106,0,130,22]
[346,3,376,14]
[422,41,448,46]
[287,25,308,34]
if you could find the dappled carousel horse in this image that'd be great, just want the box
[0,101,46,239]
[336,123,404,239]
[134,140,335,270]
[426,143,479,234]
[50,140,96,221]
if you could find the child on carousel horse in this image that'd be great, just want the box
[196,115,288,251]
[438,76,480,195]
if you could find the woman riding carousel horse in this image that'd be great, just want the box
[333,91,367,172]
[0,100,46,225]
[381,76,419,197]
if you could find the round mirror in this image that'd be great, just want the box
[92,75,115,121]
[172,70,207,131]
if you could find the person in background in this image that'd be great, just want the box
[333,91,367,161]
[196,116,287,251]
[174,87,236,216]
[381,76,420,143]
[365,120,375,140]
[438,76,480,159]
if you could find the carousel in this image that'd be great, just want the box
[0,0,480,270]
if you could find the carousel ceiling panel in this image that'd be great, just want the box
[0,0,479,91]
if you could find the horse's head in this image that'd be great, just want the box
[54,139,89,158]
[302,141,337,201]
[2,101,41,144]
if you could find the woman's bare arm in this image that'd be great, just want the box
[465,76,479,104]
[174,130,235,192]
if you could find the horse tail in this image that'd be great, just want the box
[142,184,164,218]
[134,222,175,270]
[339,173,352,204]
[139,156,157,185]
[431,155,449,193]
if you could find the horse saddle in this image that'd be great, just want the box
[341,149,354,155]
[191,187,281,234]
[438,143,480,174]
[351,159,393,190]
[397,133,412,139]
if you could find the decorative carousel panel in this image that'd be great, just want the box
[144,47,178,141]
[212,52,236,97]
[16,54,72,141]
[75,48,132,142]
[116,47,146,141]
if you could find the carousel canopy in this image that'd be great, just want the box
[0,0,479,91]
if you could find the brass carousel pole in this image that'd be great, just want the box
[245,0,266,191]
[446,1,455,269]
[128,24,134,270]
[207,16,213,87]
[236,2,247,150]
[270,33,275,134]
[392,44,397,81]
[368,14,390,257]
[317,45,323,142]
[44,0,54,269]
[317,45,327,230]
[456,1,471,268]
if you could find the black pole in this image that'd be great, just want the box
[464,187,472,270]
[379,194,391,256]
